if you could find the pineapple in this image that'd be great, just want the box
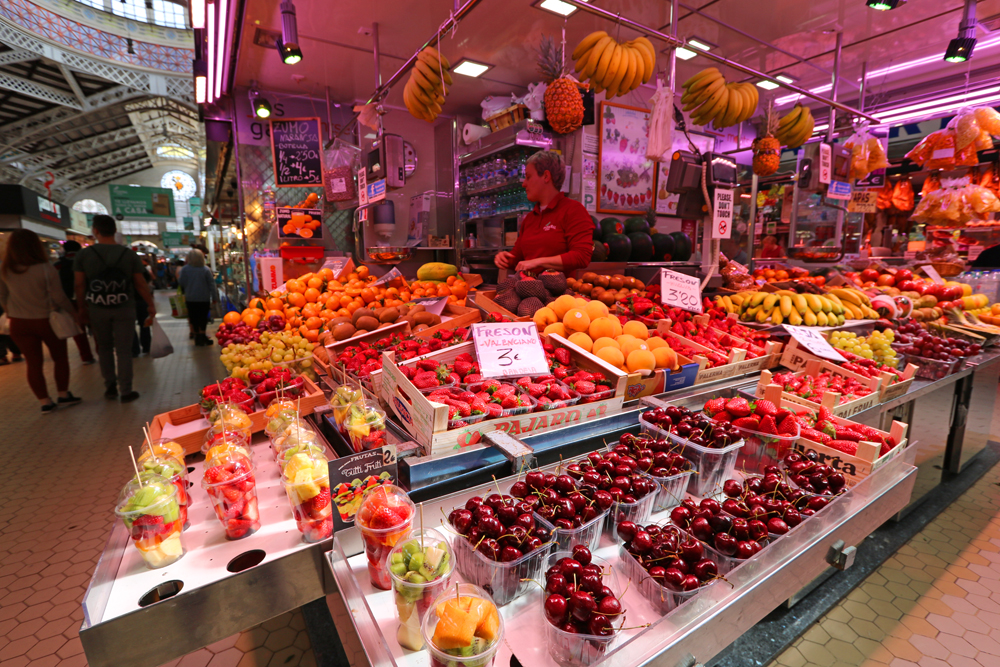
[538,35,584,135]
[753,100,781,177]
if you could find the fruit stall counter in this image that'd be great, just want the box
[327,406,918,667]
[78,433,337,667]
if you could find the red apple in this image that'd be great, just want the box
[861,268,880,282]
[896,269,913,281]
[944,285,963,301]
[876,274,895,287]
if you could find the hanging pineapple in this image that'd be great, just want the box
[752,100,781,177]
[538,35,584,135]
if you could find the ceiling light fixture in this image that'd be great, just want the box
[875,85,1000,124]
[945,0,978,62]
[452,59,492,77]
[775,74,796,84]
[194,60,208,104]
[775,82,832,107]
[206,1,215,103]
[687,36,717,51]
[532,0,588,17]
[674,46,698,60]
[249,82,272,118]
[864,34,1000,80]
[278,0,303,64]
[190,0,205,29]
[756,80,780,90]
[214,0,228,99]
[866,0,905,10]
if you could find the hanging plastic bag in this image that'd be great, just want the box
[921,172,942,197]
[866,136,889,173]
[842,128,872,180]
[646,78,675,161]
[975,128,994,151]
[877,180,894,210]
[891,179,915,212]
[150,320,174,359]
[323,139,361,203]
[925,130,958,170]
[974,106,1000,135]
[951,109,981,150]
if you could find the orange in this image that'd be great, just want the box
[286,279,306,294]
[451,281,468,299]
[287,292,306,308]
[336,308,350,318]
[588,316,616,341]
[356,265,369,279]
[325,297,340,311]
[446,275,457,285]
[242,311,261,328]
[265,297,284,311]
[347,272,359,282]
[361,288,376,304]
[622,320,649,340]
[318,268,334,281]
[399,290,411,302]
[763,269,776,280]
[304,287,321,303]
[567,332,593,352]
[301,304,320,319]
[305,316,323,330]
[596,346,625,368]
[437,284,452,297]
[223,311,242,326]
[543,322,567,337]
[264,309,283,320]
[303,329,319,342]
[550,295,577,320]
[653,347,678,370]
[320,309,336,320]
[626,349,656,372]
[775,270,789,281]
[346,301,362,314]
[307,276,324,290]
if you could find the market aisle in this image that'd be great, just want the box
[767,455,1000,667]
[0,293,318,667]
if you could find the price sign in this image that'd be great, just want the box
[327,446,397,530]
[819,143,832,185]
[373,266,404,286]
[920,264,945,284]
[783,325,846,362]
[712,189,733,238]
[270,117,323,187]
[472,322,549,378]
[276,207,323,239]
[357,168,368,207]
[660,269,702,313]
[848,190,877,213]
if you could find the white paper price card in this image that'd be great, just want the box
[660,269,703,313]
[920,264,945,284]
[472,322,549,378]
[784,325,845,362]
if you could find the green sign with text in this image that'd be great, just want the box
[109,185,175,220]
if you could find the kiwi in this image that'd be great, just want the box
[409,304,426,314]
[352,308,375,326]
[379,307,399,323]
[413,324,428,332]
[355,316,380,331]
[623,276,636,288]
[397,305,410,317]
[413,311,441,326]
[633,278,646,290]
[330,316,352,327]
[578,282,593,296]
[595,275,610,289]
[581,272,598,284]
[599,291,617,306]
[377,322,395,329]
[333,323,356,341]
[609,275,624,290]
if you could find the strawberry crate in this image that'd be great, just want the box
[657,329,746,385]
[380,337,625,457]
[755,359,885,419]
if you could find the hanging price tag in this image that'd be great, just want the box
[920,264,945,284]
[472,322,549,378]
[660,269,702,313]
[783,325,845,362]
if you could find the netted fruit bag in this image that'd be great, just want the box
[323,139,361,203]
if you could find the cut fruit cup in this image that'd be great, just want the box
[639,415,744,498]
[389,529,455,651]
[269,418,312,460]
[206,402,254,441]
[115,471,185,569]
[264,404,300,440]
[281,450,333,543]
[346,406,388,453]
[420,583,504,667]
[138,454,192,530]
[201,451,261,540]
[330,383,365,430]
[276,439,326,474]
[355,484,415,590]
[732,419,800,477]
[141,437,186,463]
[201,433,254,468]
[543,551,622,667]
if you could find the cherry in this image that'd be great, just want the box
[588,613,612,635]
[631,530,653,553]
[714,532,738,556]
[723,479,743,498]
[670,506,692,528]
[616,521,638,542]
[544,594,568,624]
[767,517,789,535]
[525,471,545,489]
[693,558,718,581]
[500,546,523,562]
[510,481,529,498]
[679,538,704,563]
[514,513,534,531]
[449,509,473,534]
[465,496,484,512]
[735,541,756,559]
[524,536,543,551]
[681,574,701,591]
[597,596,622,616]
[555,475,576,494]
[546,573,567,595]
[689,517,713,542]
[473,505,494,523]
[572,545,592,566]
[569,591,596,621]
[580,573,603,594]
[497,505,518,525]
[560,558,583,579]
[478,516,502,539]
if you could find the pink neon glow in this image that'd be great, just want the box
[865,36,1000,80]
[876,86,1000,122]
[191,0,205,29]
[195,75,207,104]
[207,2,215,103]
[878,91,1000,126]
[214,0,228,100]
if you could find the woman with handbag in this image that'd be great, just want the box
[0,229,82,413]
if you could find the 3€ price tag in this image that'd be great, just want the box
[472,322,549,378]
[783,325,845,362]
[660,269,702,313]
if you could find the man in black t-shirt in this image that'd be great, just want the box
[55,240,96,364]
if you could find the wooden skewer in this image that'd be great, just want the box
[129,446,143,487]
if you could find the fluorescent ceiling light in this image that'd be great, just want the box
[191,0,205,29]
[207,2,215,103]
[776,83,832,106]
[533,0,587,16]
[756,80,780,90]
[812,124,828,134]
[775,74,796,84]
[875,85,1000,121]
[675,47,698,60]
[864,35,1000,81]
[452,59,491,77]
[687,37,716,51]
[215,0,228,99]
[879,93,1000,125]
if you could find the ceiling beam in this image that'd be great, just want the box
[0,49,38,67]
[59,158,153,199]
[0,70,81,108]
[57,63,88,108]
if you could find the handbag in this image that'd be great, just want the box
[150,319,174,358]
[169,288,187,319]
[45,266,81,340]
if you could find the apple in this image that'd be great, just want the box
[861,268,880,282]
[876,274,895,287]
[896,268,913,281]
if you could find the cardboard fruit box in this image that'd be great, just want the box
[380,335,625,457]
[755,359,884,418]
[148,376,326,456]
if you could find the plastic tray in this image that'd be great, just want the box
[603,490,657,543]
[732,419,800,477]
[533,381,582,412]
[573,384,616,404]
[447,518,554,607]
[681,527,771,576]
[542,551,621,667]
[639,415,744,498]
[500,393,538,417]
[891,347,962,381]
[617,544,709,615]
[637,469,695,513]
[447,412,488,430]
[534,507,607,552]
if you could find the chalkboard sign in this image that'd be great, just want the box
[270,117,323,187]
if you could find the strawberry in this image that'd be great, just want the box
[774,408,793,424]
[452,420,469,428]
[370,506,405,529]
[458,391,477,403]
[485,403,503,418]
[476,391,490,402]
[726,397,751,417]
[777,415,800,436]
[818,405,835,426]
[222,485,243,503]
[417,359,440,371]
[704,397,727,415]
[833,427,862,442]
[574,381,596,395]
[447,405,459,420]
[554,348,571,365]
[465,374,484,384]
[454,359,474,377]
[527,383,547,398]
[445,373,461,385]
[224,498,247,520]
[754,399,779,417]
[713,410,734,423]
[413,372,439,390]
[759,415,778,435]
[204,465,229,484]
[732,416,761,430]
[879,441,896,457]
[482,380,501,394]
[548,385,569,401]
[800,428,832,444]
[311,487,331,511]
[516,376,532,388]
[470,397,488,415]
[493,384,515,399]
[554,367,569,380]
[827,440,859,456]
[226,518,254,539]
[500,395,520,409]
[454,401,472,417]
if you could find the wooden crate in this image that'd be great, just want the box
[755,359,884,418]
[149,376,326,456]
[778,337,917,403]
[474,290,530,321]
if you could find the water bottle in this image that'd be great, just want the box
[262,187,276,224]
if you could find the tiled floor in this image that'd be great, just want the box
[0,295,321,667]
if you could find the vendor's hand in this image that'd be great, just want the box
[495,251,515,269]
[514,258,542,273]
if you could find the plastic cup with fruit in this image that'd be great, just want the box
[330,384,365,428]
[282,451,333,543]
[115,472,185,569]
[389,530,454,651]
[355,484,415,590]
[277,437,326,473]
[206,401,253,441]
[420,583,503,667]
[139,438,185,463]
[139,454,191,530]
[201,451,261,540]
[202,433,254,467]
[345,405,388,453]
[264,405,300,440]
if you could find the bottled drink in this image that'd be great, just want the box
[262,187,276,224]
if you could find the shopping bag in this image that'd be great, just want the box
[169,290,187,319]
[150,320,174,359]
[49,309,81,340]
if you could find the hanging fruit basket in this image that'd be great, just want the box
[485,104,527,132]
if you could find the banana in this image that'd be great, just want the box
[771,309,784,325]
[608,47,634,98]
[757,307,772,324]
[628,45,646,92]
[762,294,779,311]
[572,31,607,61]
[837,314,846,325]
[746,305,762,318]
[777,105,804,133]
[414,58,443,88]
[410,65,438,94]
[694,84,729,125]
[575,46,593,73]
[421,45,451,71]
[683,67,720,90]
[594,39,619,85]
[792,293,808,314]
[417,50,453,86]
[720,296,734,312]
[718,84,744,128]
[631,38,656,83]
[787,310,803,326]
[604,44,626,89]
[830,288,861,306]
[739,84,758,122]
[593,83,605,95]
[403,81,432,121]
[730,293,745,306]
[803,309,818,326]
[780,295,793,318]
[816,296,832,313]
[815,311,829,327]
[749,292,767,307]
[683,76,724,110]
[583,36,614,79]
[804,294,822,313]
[825,293,843,309]
[616,47,639,97]
[843,302,864,320]
[407,78,435,106]
[685,71,723,100]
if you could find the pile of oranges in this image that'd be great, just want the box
[751,265,825,286]
[222,266,471,343]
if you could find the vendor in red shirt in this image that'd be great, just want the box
[495,151,594,274]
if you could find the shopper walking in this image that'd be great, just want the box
[178,249,218,346]
[0,229,81,413]
[132,258,154,356]
[54,240,96,364]
[74,215,156,403]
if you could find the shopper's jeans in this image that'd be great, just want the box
[187,300,211,334]
[8,317,69,400]
[89,306,135,394]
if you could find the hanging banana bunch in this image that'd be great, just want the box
[680,68,758,129]
[775,104,815,149]
[403,46,452,122]
[571,31,655,98]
